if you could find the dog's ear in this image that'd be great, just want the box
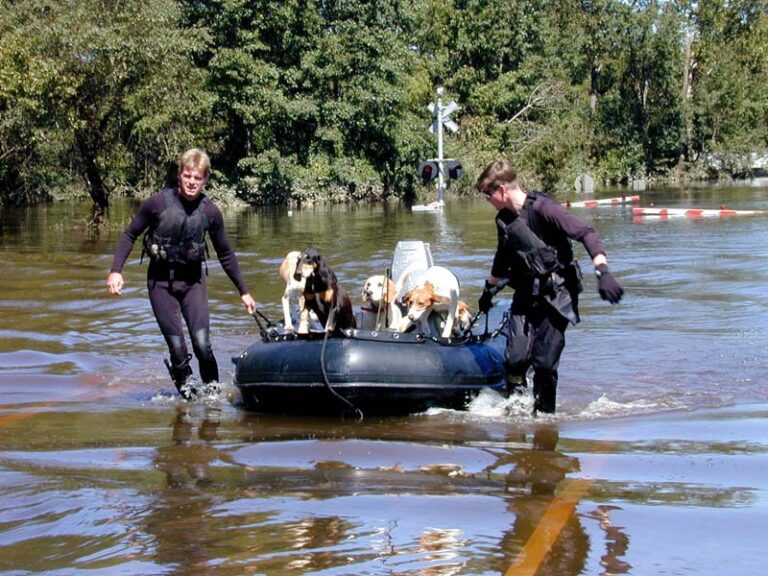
[433,294,451,305]
[315,254,331,283]
[293,252,306,281]
[293,248,312,282]
[301,247,319,264]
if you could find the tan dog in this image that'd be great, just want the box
[278,251,304,333]
[398,266,471,338]
[296,248,356,334]
[359,275,403,330]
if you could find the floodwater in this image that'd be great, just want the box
[1,182,767,575]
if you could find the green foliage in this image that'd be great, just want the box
[193,0,422,203]
[688,0,768,172]
[585,2,687,181]
[1,0,766,208]
[0,0,211,207]
[236,150,383,205]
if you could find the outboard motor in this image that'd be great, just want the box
[390,240,434,295]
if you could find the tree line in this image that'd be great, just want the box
[1,0,766,211]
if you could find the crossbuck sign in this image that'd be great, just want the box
[429,99,459,134]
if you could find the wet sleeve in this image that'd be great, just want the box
[206,203,250,295]
[109,196,159,273]
[540,199,606,259]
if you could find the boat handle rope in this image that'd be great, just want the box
[320,306,364,420]
[252,306,363,418]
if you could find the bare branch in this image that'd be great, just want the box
[506,81,565,124]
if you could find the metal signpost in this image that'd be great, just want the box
[413,87,461,212]
[430,91,458,205]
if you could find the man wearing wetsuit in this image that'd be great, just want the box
[476,159,623,414]
[106,148,256,398]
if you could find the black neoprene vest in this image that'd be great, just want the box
[496,191,582,324]
[143,188,209,266]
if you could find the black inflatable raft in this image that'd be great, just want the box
[233,329,507,417]
[233,240,509,417]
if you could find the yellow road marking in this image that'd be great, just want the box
[0,408,49,428]
[504,478,594,576]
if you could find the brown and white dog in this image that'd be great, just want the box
[278,251,304,333]
[359,274,404,331]
[295,247,356,334]
[398,266,471,338]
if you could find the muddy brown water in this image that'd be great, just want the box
[1,184,767,575]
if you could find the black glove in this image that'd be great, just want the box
[478,281,498,313]
[596,264,624,304]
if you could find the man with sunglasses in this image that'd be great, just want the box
[476,159,623,414]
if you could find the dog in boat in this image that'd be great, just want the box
[295,247,356,334]
[278,251,305,333]
[398,265,471,338]
[359,274,405,331]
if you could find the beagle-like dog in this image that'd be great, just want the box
[398,266,471,338]
[295,248,356,334]
[359,274,404,331]
[278,251,304,332]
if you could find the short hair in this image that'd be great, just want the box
[178,148,211,178]
[475,159,518,195]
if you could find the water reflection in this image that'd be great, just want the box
[148,406,227,575]
[479,426,583,575]
[586,505,631,575]
[0,402,764,574]
[2,186,768,574]
[157,406,223,488]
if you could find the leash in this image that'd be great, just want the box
[461,310,485,338]
[461,304,511,341]
[365,266,393,330]
[251,309,280,342]
[492,309,510,339]
[461,278,511,339]
[381,265,392,329]
[319,306,364,420]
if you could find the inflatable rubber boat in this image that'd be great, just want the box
[232,241,509,417]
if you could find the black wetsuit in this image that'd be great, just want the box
[110,188,249,383]
[491,192,606,412]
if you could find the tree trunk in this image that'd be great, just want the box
[75,131,109,212]
[590,63,602,114]
[679,31,694,184]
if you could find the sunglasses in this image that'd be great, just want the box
[482,185,501,197]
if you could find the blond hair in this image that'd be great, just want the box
[178,148,211,178]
